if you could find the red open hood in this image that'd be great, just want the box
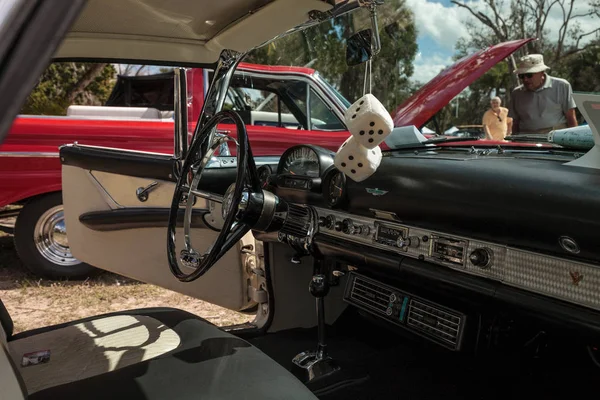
[392,39,534,128]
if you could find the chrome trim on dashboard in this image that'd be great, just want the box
[0,151,58,158]
[205,156,280,169]
[315,207,600,312]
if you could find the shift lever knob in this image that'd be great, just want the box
[309,274,329,298]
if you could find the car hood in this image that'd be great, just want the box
[392,38,533,128]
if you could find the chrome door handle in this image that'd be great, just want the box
[136,181,159,202]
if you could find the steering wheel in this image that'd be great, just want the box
[167,110,262,282]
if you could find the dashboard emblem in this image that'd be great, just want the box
[569,270,584,286]
[366,188,388,196]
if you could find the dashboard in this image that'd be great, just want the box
[261,144,600,345]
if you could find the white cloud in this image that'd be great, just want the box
[406,0,482,51]
[411,53,453,83]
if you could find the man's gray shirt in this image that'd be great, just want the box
[509,74,576,133]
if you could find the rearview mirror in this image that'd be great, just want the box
[346,29,373,66]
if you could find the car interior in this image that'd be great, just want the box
[1,1,600,399]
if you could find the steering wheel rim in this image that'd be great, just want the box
[167,110,261,282]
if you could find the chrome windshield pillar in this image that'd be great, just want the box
[193,49,245,156]
[174,67,189,160]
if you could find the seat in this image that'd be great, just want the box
[0,301,317,400]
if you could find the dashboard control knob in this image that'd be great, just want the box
[396,237,408,248]
[469,247,493,269]
[408,236,420,248]
[325,215,336,230]
[342,219,355,235]
[360,225,371,236]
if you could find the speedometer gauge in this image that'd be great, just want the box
[281,146,320,177]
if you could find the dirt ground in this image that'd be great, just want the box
[0,211,251,333]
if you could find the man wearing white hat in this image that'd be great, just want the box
[508,54,578,134]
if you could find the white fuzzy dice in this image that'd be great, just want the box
[344,93,394,149]
[334,136,382,182]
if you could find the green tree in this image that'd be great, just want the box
[245,0,418,112]
[21,63,116,115]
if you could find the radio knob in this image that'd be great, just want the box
[469,248,493,269]
[325,215,336,230]
[396,237,407,248]
[408,236,420,248]
[358,225,370,236]
[342,219,355,235]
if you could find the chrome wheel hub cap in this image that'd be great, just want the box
[34,205,80,266]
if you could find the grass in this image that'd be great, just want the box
[0,209,252,333]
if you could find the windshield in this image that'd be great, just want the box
[315,72,351,109]
[241,2,416,118]
[238,0,595,152]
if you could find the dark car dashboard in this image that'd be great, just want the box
[265,144,600,350]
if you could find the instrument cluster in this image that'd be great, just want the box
[273,145,348,208]
[268,145,346,208]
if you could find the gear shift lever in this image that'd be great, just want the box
[291,273,340,383]
[310,275,329,358]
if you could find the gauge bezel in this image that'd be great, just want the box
[257,164,273,188]
[276,145,335,178]
[322,167,347,208]
[277,145,321,178]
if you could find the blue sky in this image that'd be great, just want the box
[405,0,473,82]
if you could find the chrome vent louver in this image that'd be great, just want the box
[349,276,394,315]
[280,204,311,238]
[407,299,462,349]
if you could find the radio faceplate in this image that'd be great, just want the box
[430,235,468,266]
[374,222,408,248]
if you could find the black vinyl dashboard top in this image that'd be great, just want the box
[340,151,600,263]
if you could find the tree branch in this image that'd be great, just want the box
[66,63,108,103]
[452,1,508,40]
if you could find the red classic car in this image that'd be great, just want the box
[0,62,354,277]
[1,1,598,399]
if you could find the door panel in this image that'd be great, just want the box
[61,147,255,312]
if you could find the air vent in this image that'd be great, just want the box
[344,273,465,351]
[349,276,394,315]
[280,204,311,238]
[407,299,463,349]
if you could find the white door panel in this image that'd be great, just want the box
[62,165,254,312]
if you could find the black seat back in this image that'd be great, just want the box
[0,299,14,339]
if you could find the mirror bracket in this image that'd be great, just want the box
[366,1,381,56]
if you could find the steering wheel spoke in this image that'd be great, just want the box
[190,188,224,203]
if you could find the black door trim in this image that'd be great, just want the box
[60,145,177,182]
[79,208,211,231]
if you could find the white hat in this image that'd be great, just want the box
[513,54,550,74]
